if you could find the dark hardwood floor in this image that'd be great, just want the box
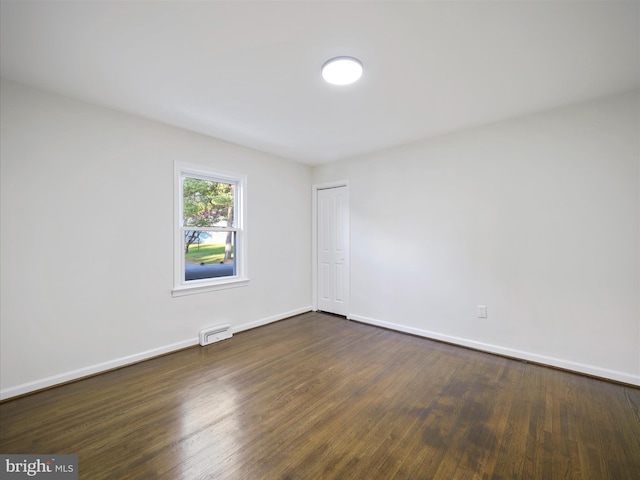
[1,312,639,479]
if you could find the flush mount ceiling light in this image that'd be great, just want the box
[322,56,363,85]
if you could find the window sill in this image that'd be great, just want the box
[172,278,250,297]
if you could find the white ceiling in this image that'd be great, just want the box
[1,1,638,165]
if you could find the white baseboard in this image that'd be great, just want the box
[348,313,640,387]
[0,338,199,401]
[0,306,313,401]
[234,306,312,333]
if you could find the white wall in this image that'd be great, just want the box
[313,91,640,385]
[0,79,312,398]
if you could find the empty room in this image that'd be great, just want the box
[1,1,639,479]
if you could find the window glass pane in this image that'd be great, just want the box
[184,230,235,281]
[183,177,235,228]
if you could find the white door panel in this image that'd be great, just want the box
[317,186,349,315]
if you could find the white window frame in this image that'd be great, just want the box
[172,162,248,297]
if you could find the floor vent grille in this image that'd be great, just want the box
[199,324,232,346]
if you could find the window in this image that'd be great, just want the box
[173,163,248,296]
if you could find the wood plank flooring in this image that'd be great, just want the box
[1,312,639,479]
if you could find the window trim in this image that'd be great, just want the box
[172,162,248,297]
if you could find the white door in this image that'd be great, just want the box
[317,186,349,315]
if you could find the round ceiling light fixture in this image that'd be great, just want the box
[322,56,363,85]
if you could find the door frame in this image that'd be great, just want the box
[312,180,350,315]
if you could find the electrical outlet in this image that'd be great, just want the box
[477,305,487,318]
